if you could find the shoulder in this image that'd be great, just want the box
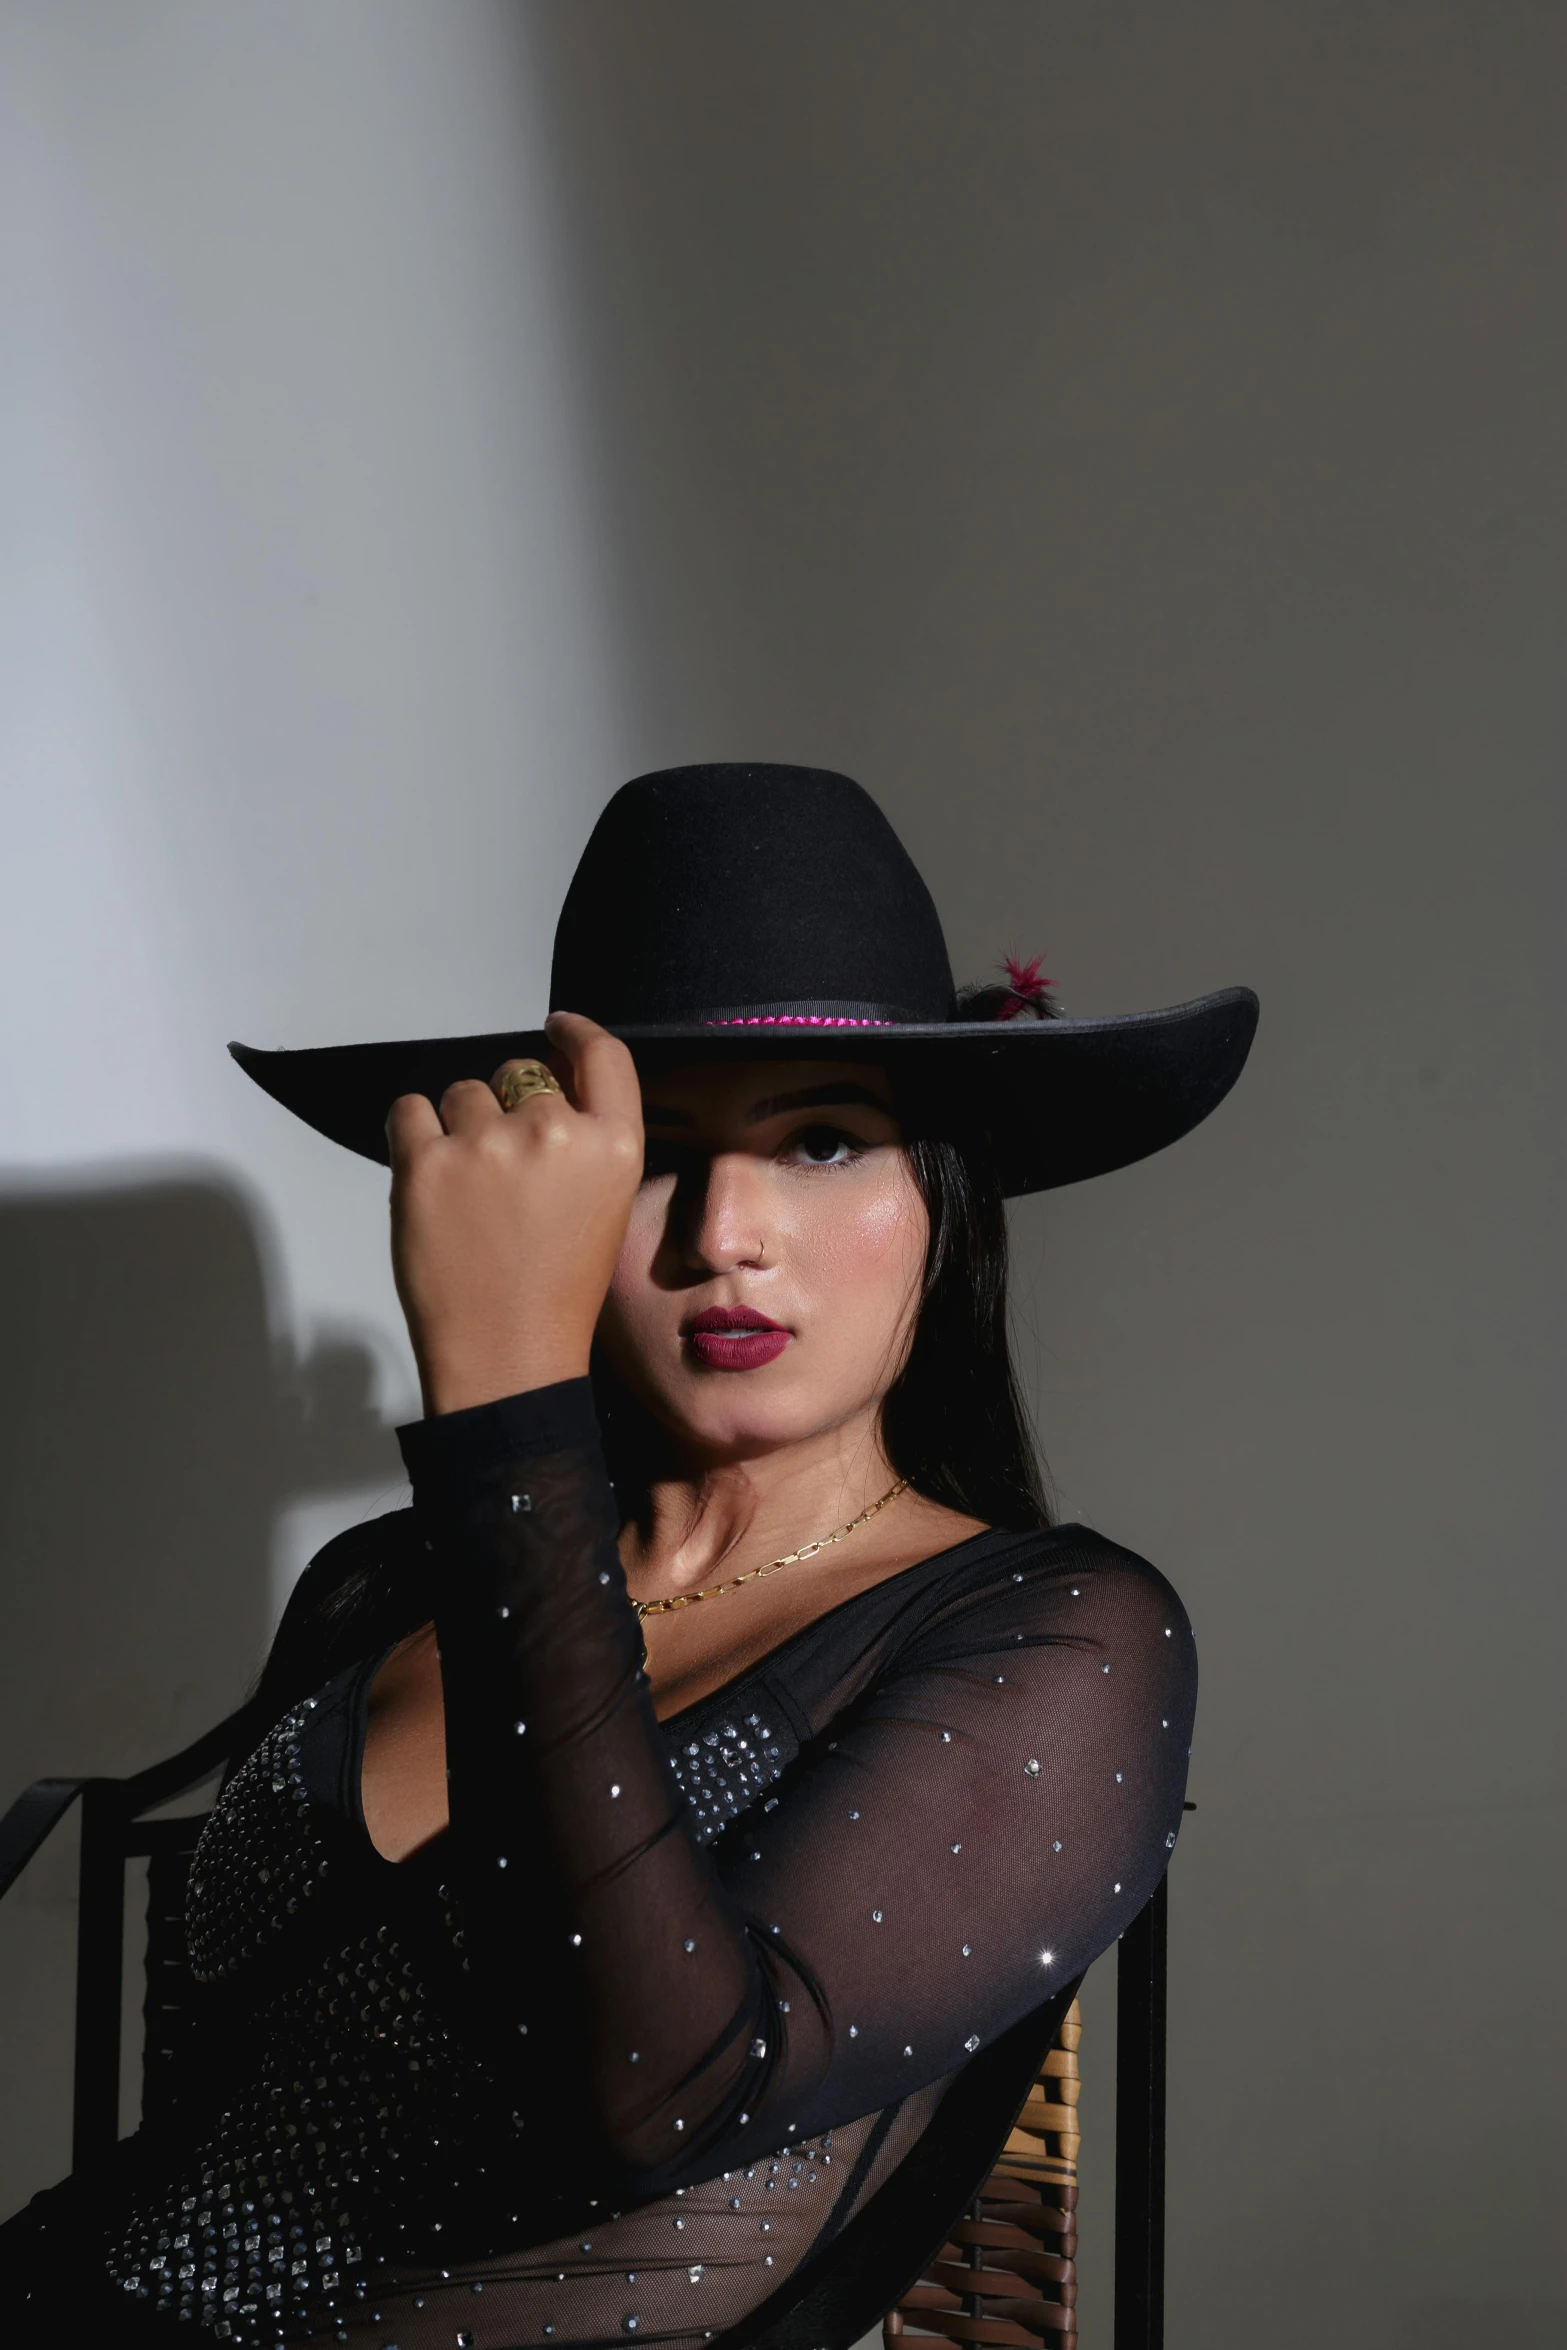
[773,1519,1194,1726]
[1027,1521,1190,1621]
[910,1519,1195,1659]
[282,1505,425,1616]
[257,1506,427,1710]
[270,1506,425,1653]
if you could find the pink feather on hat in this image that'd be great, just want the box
[955,950,1058,1023]
[997,953,1054,1018]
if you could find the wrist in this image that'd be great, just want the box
[397,1374,601,1494]
[420,1342,593,1418]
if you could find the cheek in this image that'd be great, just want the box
[795,1172,926,1323]
[603,1187,669,1332]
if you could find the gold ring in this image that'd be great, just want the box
[495,1059,563,1112]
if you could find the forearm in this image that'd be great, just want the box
[403,1383,788,2184]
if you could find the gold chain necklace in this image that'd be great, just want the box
[630,1475,910,1652]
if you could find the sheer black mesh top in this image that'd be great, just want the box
[6,1378,1196,2350]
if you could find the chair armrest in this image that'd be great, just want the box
[118,1698,268,1814]
[0,1697,265,1911]
[0,1776,89,1902]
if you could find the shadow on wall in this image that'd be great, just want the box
[0,1165,400,2214]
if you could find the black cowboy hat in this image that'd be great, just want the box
[231,765,1258,1196]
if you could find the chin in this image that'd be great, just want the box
[656,1366,851,1463]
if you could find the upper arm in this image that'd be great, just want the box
[720,1539,1195,2116]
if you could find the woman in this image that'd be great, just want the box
[2,765,1256,2348]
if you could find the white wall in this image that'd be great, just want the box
[0,0,627,2210]
[2,6,1561,2344]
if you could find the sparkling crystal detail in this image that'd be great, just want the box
[111,1650,812,2338]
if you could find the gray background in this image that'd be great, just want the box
[1,6,1560,2343]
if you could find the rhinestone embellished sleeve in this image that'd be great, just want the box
[401,1380,1197,2197]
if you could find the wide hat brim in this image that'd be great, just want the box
[230,985,1258,1198]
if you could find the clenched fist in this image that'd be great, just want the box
[387,1012,644,1416]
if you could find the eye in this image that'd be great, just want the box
[783,1124,863,1169]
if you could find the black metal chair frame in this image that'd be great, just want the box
[0,1711,1173,2349]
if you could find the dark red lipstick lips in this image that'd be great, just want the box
[684,1306,791,1371]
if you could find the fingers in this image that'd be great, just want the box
[386,1090,443,1165]
[438,1076,507,1137]
[543,1011,642,1128]
[387,1079,503,1166]
[489,1057,564,1115]
[387,1017,635,1170]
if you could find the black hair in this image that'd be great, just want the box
[883,1137,1052,1529]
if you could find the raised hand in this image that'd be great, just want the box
[387,1013,644,1416]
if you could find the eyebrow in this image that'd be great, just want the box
[640,1082,895,1131]
[744,1082,894,1125]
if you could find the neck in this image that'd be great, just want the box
[617,1411,901,1599]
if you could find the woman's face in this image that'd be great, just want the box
[597,1059,928,1464]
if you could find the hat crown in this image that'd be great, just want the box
[548,765,956,1026]
[231,756,1257,1188]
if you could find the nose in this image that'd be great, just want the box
[678,1150,772,1275]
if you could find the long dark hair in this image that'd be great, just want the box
[883,1138,1052,1528]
